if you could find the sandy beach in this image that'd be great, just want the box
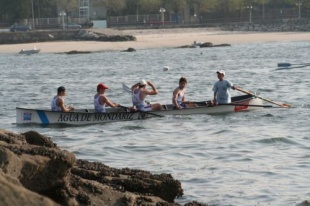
[0,28,309,54]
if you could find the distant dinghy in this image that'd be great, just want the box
[19,46,40,55]
[163,66,170,71]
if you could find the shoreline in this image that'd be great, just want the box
[0,28,310,54]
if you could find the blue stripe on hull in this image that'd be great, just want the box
[37,111,49,124]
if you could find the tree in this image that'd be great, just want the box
[253,0,270,20]
[199,0,217,12]
[54,0,78,15]
[284,0,310,8]
[93,0,126,15]
[165,0,187,23]
[32,0,58,19]
[0,0,31,21]
[138,0,162,14]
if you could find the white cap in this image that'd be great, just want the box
[217,70,225,76]
[139,79,147,85]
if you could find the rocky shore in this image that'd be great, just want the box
[222,18,310,32]
[0,129,207,206]
[1,25,310,54]
[0,30,136,44]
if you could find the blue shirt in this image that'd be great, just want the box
[212,80,233,104]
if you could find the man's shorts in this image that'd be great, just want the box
[137,104,152,112]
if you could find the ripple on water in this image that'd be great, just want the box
[120,125,145,130]
[252,137,300,145]
[301,104,310,108]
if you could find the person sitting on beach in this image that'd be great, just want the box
[172,77,197,109]
[94,83,120,113]
[131,79,164,111]
[51,86,74,112]
[212,70,235,105]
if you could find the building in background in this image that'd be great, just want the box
[79,0,89,20]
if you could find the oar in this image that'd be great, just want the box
[218,103,276,108]
[277,63,310,67]
[276,64,310,70]
[189,101,276,108]
[187,101,212,106]
[234,87,292,108]
[122,83,132,94]
[119,105,164,118]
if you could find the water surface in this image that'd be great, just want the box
[1,41,309,205]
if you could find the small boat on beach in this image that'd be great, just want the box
[16,94,264,126]
[191,41,202,48]
[19,47,40,55]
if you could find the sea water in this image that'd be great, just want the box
[1,41,310,206]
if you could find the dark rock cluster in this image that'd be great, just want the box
[178,41,231,49]
[0,129,208,206]
[77,30,136,42]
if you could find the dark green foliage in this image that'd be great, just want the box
[1,0,309,23]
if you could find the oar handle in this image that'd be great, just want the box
[188,101,213,106]
[234,87,254,96]
[119,105,163,117]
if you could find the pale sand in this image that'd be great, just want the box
[0,28,309,54]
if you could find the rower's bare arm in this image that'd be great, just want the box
[58,98,73,112]
[147,81,158,95]
[131,83,140,90]
[103,96,119,108]
[172,90,182,109]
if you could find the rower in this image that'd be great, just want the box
[172,77,197,109]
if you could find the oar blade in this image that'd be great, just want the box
[277,63,291,67]
[278,63,310,67]
[281,103,292,108]
[122,83,132,94]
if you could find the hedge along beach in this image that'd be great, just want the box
[0,28,310,54]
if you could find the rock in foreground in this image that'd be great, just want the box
[0,129,207,206]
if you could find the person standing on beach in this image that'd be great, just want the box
[131,79,164,111]
[172,77,196,109]
[94,83,120,113]
[51,86,74,112]
[212,70,235,105]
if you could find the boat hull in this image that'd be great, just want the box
[16,95,262,126]
[19,49,40,55]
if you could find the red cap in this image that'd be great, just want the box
[97,83,108,91]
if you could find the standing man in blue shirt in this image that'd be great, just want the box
[212,70,235,105]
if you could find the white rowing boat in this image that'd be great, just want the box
[19,47,40,55]
[16,95,263,126]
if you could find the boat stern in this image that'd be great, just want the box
[16,107,49,125]
[233,97,263,112]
